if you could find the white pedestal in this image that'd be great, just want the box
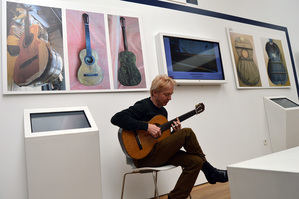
[228,147,299,199]
[24,107,102,199]
[264,96,299,152]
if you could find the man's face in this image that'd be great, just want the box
[153,85,174,107]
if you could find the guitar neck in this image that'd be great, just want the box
[24,8,33,48]
[83,13,92,58]
[24,10,30,37]
[120,17,128,51]
[160,109,197,132]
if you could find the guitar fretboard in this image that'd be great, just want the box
[120,17,128,51]
[160,109,197,132]
[83,13,92,58]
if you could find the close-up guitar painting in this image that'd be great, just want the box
[6,2,65,92]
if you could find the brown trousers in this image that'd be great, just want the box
[134,128,206,199]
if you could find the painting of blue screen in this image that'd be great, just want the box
[163,36,225,80]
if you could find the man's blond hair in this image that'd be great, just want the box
[150,75,175,96]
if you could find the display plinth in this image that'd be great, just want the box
[24,106,102,199]
[263,96,299,152]
[228,146,299,199]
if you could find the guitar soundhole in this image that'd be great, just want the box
[84,56,95,65]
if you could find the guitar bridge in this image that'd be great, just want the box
[84,73,98,77]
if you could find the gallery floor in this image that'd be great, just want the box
[152,182,230,199]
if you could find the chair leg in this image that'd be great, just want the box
[121,172,130,199]
[152,171,159,198]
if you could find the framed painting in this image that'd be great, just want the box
[227,30,262,88]
[4,1,65,93]
[261,38,290,87]
[66,9,110,91]
[2,0,149,94]
[108,14,147,90]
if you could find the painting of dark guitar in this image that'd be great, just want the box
[77,13,104,86]
[118,17,141,86]
[119,103,205,159]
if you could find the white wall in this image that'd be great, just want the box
[1,0,299,199]
[198,0,299,76]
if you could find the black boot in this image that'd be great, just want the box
[202,161,228,184]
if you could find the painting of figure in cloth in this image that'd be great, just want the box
[6,2,65,92]
[229,32,262,88]
[262,38,290,87]
[108,15,147,90]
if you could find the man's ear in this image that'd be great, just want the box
[152,90,158,97]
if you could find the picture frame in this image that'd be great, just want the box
[66,9,110,91]
[261,38,290,87]
[4,1,66,93]
[2,0,149,94]
[226,27,292,89]
[108,14,147,90]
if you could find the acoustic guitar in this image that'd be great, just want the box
[77,13,104,86]
[13,7,49,86]
[119,103,205,160]
[118,17,141,86]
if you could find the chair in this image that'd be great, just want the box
[121,157,179,199]
[118,129,192,199]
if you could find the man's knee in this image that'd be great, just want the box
[184,155,204,171]
[180,127,195,136]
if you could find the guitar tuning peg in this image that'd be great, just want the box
[120,17,125,25]
[82,13,89,24]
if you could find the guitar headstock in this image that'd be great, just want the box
[120,17,126,27]
[82,13,89,24]
[195,103,205,114]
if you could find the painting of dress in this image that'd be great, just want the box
[262,38,290,87]
[229,32,262,88]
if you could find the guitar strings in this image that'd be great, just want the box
[51,8,62,24]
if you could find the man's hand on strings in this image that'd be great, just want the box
[171,118,181,132]
[147,123,161,138]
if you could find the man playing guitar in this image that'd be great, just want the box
[111,74,228,199]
